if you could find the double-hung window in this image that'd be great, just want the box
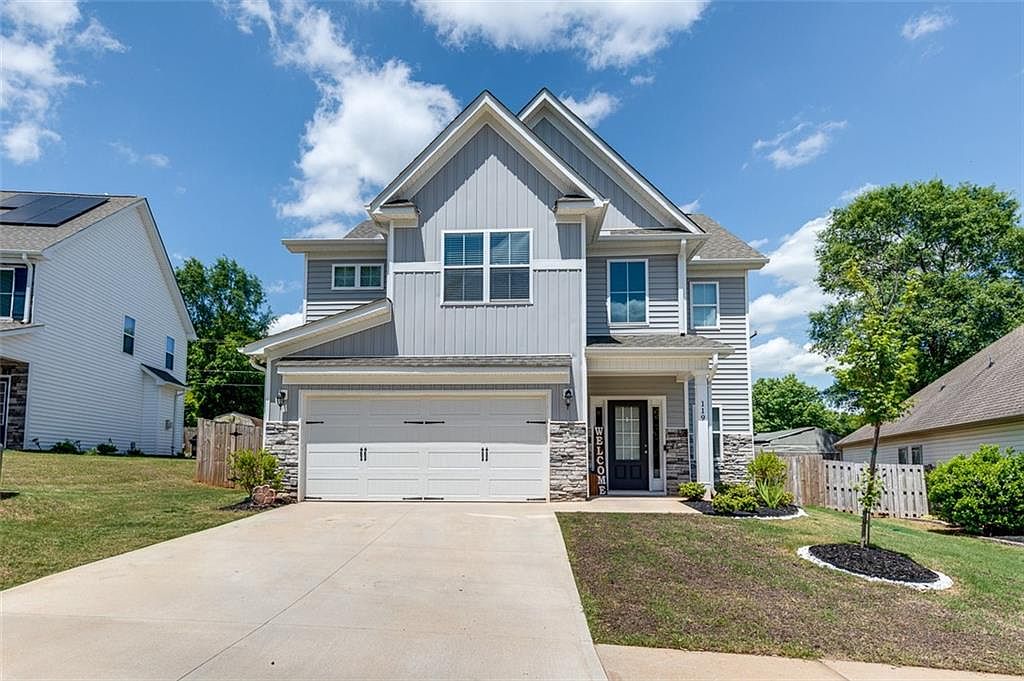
[712,406,722,462]
[0,267,27,320]
[911,445,923,465]
[691,281,719,329]
[608,260,647,324]
[122,316,136,355]
[443,230,530,303]
[332,264,383,290]
[165,336,175,371]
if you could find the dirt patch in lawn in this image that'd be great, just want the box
[557,510,1024,675]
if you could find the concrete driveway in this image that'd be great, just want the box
[1,502,605,680]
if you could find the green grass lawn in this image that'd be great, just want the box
[558,508,1024,675]
[0,450,255,590]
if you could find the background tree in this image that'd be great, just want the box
[175,258,273,424]
[832,263,919,548]
[812,180,1024,399]
[752,374,861,436]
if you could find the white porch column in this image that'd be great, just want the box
[692,369,714,490]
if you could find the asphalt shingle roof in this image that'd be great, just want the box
[344,220,383,239]
[0,191,141,252]
[687,213,768,261]
[587,334,732,352]
[838,324,1024,446]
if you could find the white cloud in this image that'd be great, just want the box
[678,199,700,213]
[413,1,707,69]
[296,221,350,238]
[750,336,830,377]
[269,310,304,334]
[753,120,847,170]
[109,141,171,168]
[226,1,460,227]
[561,90,619,127]
[838,182,878,203]
[750,284,831,334]
[902,10,953,41]
[629,74,655,86]
[0,1,125,163]
[174,186,187,195]
[266,279,301,295]
[748,237,770,249]
[760,216,828,288]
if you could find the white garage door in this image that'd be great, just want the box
[303,395,549,501]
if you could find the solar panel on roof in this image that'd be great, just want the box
[0,194,107,226]
[0,193,45,209]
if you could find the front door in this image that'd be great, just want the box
[607,400,648,491]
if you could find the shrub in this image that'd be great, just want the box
[711,485,759,513]
[228,448,283,497]
[677,481,707,500]
[927,445,1024,536]
[125,442,144,456]
[50,439,81,454]
[749,452,789,508]
[755,479,788,508]
[95,440,118,455]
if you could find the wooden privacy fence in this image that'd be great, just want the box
[784,455,929,518]
[194,418,262,487]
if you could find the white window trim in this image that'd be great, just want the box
[606,258,650,327]
[331,263,385,291]
[910,444,923,466]
[0,266,14,320]
[690,280,720,331]
[712,404,722,461]
[440,229,533,306]
[165,336,176,371]
[123,315,136,356]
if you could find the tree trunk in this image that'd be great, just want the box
[860,423,881,548]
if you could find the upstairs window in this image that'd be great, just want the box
[332,264,383,290]
[608,260,647,324]
[443,232,484,302]
[165,336,175,371]
[691,282,719,329]
[122,316,136,355]
[489,231,530,301]
[0,267,27,320]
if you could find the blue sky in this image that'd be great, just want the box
[3,1,1022,388]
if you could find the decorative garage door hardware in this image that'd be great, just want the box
[359,447,366,461]
[525,420,547,424]
[306,420,325,424]
[402,420,446,425]
[481,447,489,462]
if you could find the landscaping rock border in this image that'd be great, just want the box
[797,545,953,591]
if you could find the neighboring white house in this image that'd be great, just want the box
[242,89,768,502]
[837,324,1024,466]
[1,191,196,455]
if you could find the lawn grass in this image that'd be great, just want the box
[0,450,255,590]
[557,508,1024,675]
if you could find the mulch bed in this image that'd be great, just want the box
[683,500,800,518]
[809,543,940,584]
[220,497,291,512]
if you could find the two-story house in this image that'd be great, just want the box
[0,191,195,455]
[243,90,767,501]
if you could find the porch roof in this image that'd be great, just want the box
[587,334,732,353]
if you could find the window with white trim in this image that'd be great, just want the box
[608,260,647,324]
[332,264,383,290]
[443,230,530,303]
[165,336,175,371]
[691,281,719,329]
[0,266,27,320]
[910,445,923,465]
[898,446,908,464]
[712,405,722,462]
[122,316,136,355]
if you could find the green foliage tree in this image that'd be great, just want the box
[752,374,861,436]
[812,180,1024,400]
[175,258,273,424]
[831,262,920,548]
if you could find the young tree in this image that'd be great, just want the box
[832,263,920,548]
[175,258,273,424]
[812,180,1024,398]
[752,374,861,436]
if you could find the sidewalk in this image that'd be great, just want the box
[596,644,1022,681]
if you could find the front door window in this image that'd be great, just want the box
[608,400,648,490]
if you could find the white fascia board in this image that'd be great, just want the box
[519,90,704,234]
[555,197,604,217]
[240,299,391,359]
[367,91,601,214]
[278,365,571,386]
[689,256,770,270]
[0,250,45,261]
[0,323,43,337]
[586,346,734,359]
[282,238,387,255]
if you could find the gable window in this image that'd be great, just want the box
[122,316,136,355]
[443,230,531,303]
[0,267,27,320]
[608,260,647,324]
[332,264,383,290]
[691,282,719,329]
[165,336,175,371]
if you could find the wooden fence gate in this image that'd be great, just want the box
[784,455,929,518]
[194,418,262,487]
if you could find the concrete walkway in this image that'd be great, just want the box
[596,644,1023,681]
[2,502,604,680]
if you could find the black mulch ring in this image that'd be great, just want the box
[221,498,291,512]
[0,490,19,500]
[682,500,800,518]
[809,543,940,583]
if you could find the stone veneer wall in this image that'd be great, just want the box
[720,433,755,485]
[265,421,299,499]
[0,358,28,449]
[664,428,690,495]
[549,420,588,501]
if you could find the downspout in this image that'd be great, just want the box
[21,253,34,323]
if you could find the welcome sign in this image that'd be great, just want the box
[594,425,607,495]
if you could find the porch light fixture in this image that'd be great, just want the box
[562,388,574,410]
[276,390,288,409]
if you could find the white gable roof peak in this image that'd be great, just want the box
[519,88,704,235]
[366,91,603,218]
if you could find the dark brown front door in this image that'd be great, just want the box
[607,400,648,491]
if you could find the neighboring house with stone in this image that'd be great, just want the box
[0,191,195,454]
[837,324,1024,467]
[242,89,767,501]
